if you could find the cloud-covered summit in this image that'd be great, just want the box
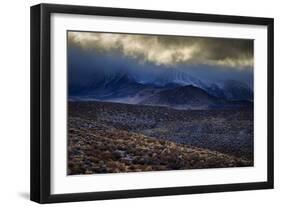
[68,31,253,69]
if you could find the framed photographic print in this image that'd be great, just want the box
[30,3,274,203]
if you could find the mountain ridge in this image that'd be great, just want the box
[69,73,253,109]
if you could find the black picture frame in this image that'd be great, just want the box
[30,3,274,204]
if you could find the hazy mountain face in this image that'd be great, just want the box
[68,32,253,109]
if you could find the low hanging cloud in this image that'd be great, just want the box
[68,31,253,69]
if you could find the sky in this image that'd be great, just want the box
[67,31,254,93]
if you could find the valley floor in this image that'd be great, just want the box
[68,101,253,175]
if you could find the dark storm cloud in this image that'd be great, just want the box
[68,31,253,69]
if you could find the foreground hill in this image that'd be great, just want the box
[68,116,252,175]
[68,101,253,175]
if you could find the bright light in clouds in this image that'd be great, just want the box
[68,31,253,69]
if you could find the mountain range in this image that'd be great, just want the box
[69,72,253,110]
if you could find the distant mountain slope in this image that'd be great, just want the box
[140,85,253,110]
[203,80,253,101]
[139,85,224,109]
[74,73,158,102]
[222,80,253,101]
[70,73,180,103]
[86,74,145,99]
